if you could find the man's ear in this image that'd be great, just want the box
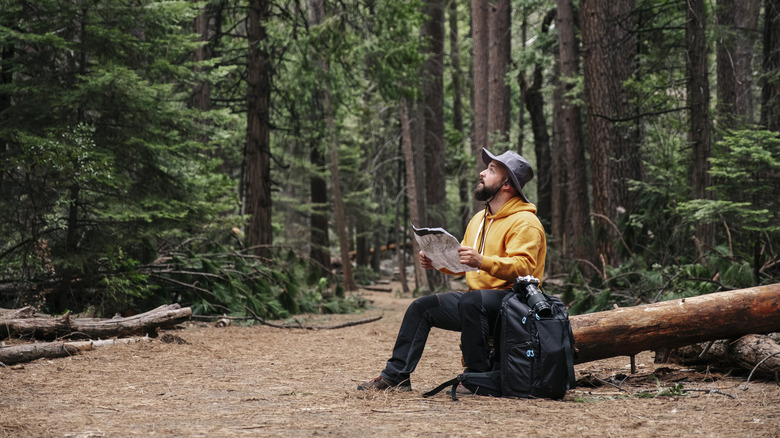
[501,180,516,195]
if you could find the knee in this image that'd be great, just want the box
[458,291,483,314]
[406,294,439,317]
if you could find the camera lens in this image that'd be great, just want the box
[513,276,552,317]
[526,292,552,317]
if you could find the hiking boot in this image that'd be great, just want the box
[357,376,412,392]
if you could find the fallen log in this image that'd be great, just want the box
[0,337,153,366]
[661,334,780,378]
[0,306,38,319]
[570,284,780,364]
[0,304,192,340]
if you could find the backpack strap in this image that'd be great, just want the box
[422,377,460,401]
[563,326,577,388]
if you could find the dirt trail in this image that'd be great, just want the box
[1,288,778,437]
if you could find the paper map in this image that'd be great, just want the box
[412,224,477,273]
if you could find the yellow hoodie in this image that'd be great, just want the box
[456,197,546,290]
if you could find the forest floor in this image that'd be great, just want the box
[1,282,779,437]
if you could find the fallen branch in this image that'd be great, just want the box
[244,306,382,330]
[363,286,392,293]
[0,337,152,366]
[684,388,737,399]
[743,352,780,391]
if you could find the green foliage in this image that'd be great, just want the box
[353,265,380,286]
[556,130,779,312]
[145,239,365,319]
[687,130,779,228]
[0,0,241,313]
[364,0,426,101]
[679,129,780,282]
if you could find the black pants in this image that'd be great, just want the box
[380,289,511,384]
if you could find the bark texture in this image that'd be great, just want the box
[662,334,780,378]
[762,0,780,131]
[487,0,511,144]
[716,0,761,128]
[556,0,594,266]
[570,284,780,364]
[423,0,449,291]
[0,304,192,340]
[687,0,716,247]
[245,0,273,257]
[580,0,639,266]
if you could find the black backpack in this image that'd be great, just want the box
[423,280,576,400]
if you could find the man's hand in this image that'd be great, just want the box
[419,251,434,269]
[458,246,483,269]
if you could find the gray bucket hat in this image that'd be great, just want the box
[482,148,534,203]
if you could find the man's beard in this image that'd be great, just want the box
[473,180,502,201]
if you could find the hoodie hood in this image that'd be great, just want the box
[486,196,537,220]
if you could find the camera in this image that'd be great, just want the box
[512,275,552,317]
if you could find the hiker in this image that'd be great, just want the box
[358,148,546,392]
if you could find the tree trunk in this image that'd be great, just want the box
[309,142,331,273]
[306,2,331,275]
[245,0,273,258]
[556,0,595,268]
[0,304,192,340]
[321,81,357,291]
[569,284,780,364]
[487,0,511,144]
[308,0,356,292]
[191,7,211,113]
[449,0,470,235]
[519,9,555,227]
[422,0,449,292]
[761,0,780,132]
[716,0,760,129]
[581,0,637,267]
[394,147,410,294]
[400,101,428,291]
[471,0,489,213]
[191,2,213,154]
[687,0,716,248]
[550,38,566,274]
